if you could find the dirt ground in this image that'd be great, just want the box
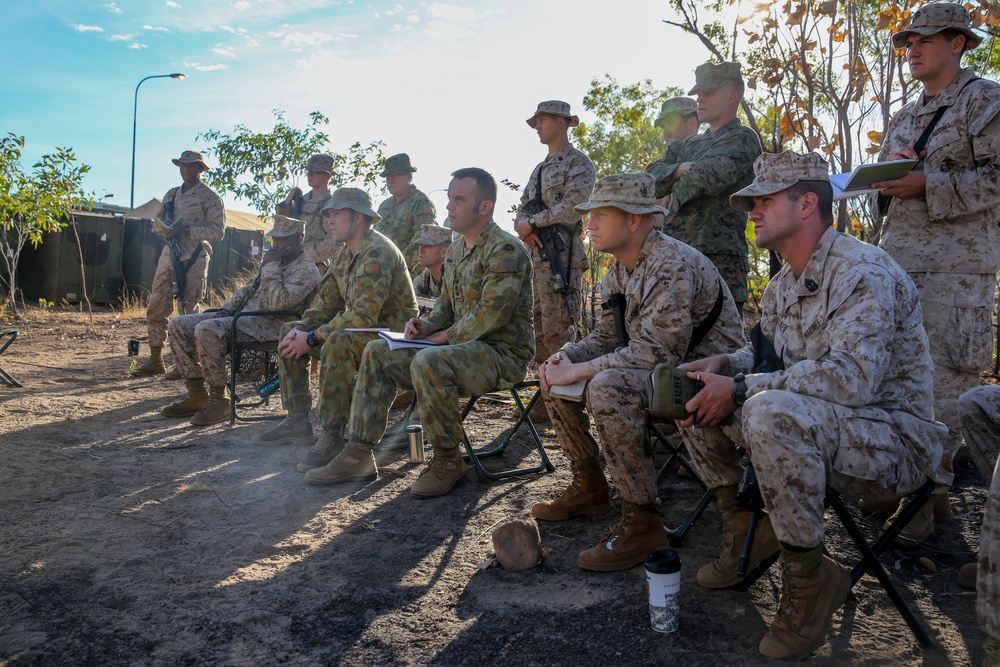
[0,308,991,667]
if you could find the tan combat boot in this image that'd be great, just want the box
[410,447,468,499]
[296,427,344,472]
[885,495,935,547]
[957,561,977,590]
[306,442,378,485]
[697,485,780,589]
[190,386,229,425]
[161,379,210,417]
[531,458,611,521]
[251,412,316,446]
[758,545,851,661]
[133,346,166,376]
[576,502,670,572]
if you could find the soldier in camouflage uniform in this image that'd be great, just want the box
[646,63,762,312]
[251,189,417,474]
[305,168,533,499]
[133,150,226,376]
[870,2,1000,531]
[652,97,700,229]
[374,153,437,278]
[533,172,745,572]
[681,151,948,660]
[276,154,340,266]
[411,223,451,300]
[514,101,596,371]
[160,215,321,425]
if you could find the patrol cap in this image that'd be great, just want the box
[730,151,830,212]
[265,214,304,238]
[688,62,744,95]
[526,100,580,128]
[574,172,669,216]
[654,97,698,128]
[891,2,982,50]
[304,153,336,174]
[321,187,382,223]
[380,153,417,177]
[171,150,209,172]
[416,224,452,246]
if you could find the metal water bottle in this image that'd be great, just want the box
[407,425,424,463]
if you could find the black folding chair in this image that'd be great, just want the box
[0,329,22,388]
[648,418,713,542]
[227,310,302,425]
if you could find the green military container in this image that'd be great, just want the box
[120,217,166,300]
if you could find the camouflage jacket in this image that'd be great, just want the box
[299,227,417,340]
[728,227,949,484]
[645,118,760,258]
[221,250,321,317]
[562,229,745,373]
[875,68,1000,274]
[412,267,442,299]
[276,189,340,264]
[375,185,437,276]
[158,181,226,261]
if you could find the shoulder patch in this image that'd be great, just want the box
[364,263,381,275]
[367,249,381,258]
[500,257,519,272]
[502,243,515,252]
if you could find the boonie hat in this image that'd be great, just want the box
[891,2,982,50]
[321,187,382,223]
[304,154,336,174]
[526,101,580,129]
[654,97,698,128]
[416,224,452,246]
[688,62,744,95]
[380,153,417,177]
[574,172,668,216]
[265,214,304,238]
[171,150,209,171]
[730,151,830,212]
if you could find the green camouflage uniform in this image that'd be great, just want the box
[375,184,437,278]
[276,190,339,265]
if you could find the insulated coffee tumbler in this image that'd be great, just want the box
[646,549,681,633]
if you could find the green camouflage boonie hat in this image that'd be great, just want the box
[526,100,580,128]
[304,154,336,174]
[322,188,382,223]
[416,224,452,246]
[265,214,304,238]
[171,150,209,171]
[688,62,744,95]
[380,153,417,177]
[891,2,982,50]
[730,151,830,212]
[574,172,669,216]
[654,97,698,128]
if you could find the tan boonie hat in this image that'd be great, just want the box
[265,214,304,238]
[654,97,698,128]
[321,187,382,223]
[416,224,452,246]
[688,62,744,95]
[304,154,336,174]
[730,151,830,212]
[380,153,417,177]
[891,2,982,50]
[171,150,209,171]
[574,172,669,216]
[526,100,580,128]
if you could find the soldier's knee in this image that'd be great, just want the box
[741,390,797,434]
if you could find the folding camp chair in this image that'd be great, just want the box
[0,329,22,388]
[648,418,714,542]
[227,309,303,425]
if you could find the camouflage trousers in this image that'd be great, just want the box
[705,253,748,310]
[146,247,209,347]
[349,339,524,452]
[167,311,285,387]
[543,368,658,506]
[530,247,583,364]
[683,389,926,547]
[276,321,377,432]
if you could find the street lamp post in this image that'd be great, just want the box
[130,72,186,209]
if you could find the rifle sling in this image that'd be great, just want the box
[686,280,725,356]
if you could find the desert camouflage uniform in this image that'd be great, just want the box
[875,68,1000,463]
[167,252,320,387]
[147,182,226,347]
[686,227,949,547]
[546,229,745,506]
[277,227,417,433]
[412,268,441,299]
[349,221,534,452]
[515,144,596,363]
[645,118,761,305]
[375,184,437,278]
[276,190,339,264]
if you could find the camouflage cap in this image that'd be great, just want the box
[574,172,669,216]
[688,62,744,95]
[891,2,982,50]
[171,150,209,171]
[304,153,336,174]
[380,153,417,177]
[526,100,580,128]
[654,97,698,128]
[730,151,830,212]
[265,214,304,238]
[321,187,382,223]
[416,224,452,246]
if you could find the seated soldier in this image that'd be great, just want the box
[681,151,948,660]
[250,189,418,474]
[533,172,745,572]
[412,223,451,302]
[161,215,321,425]
[304,167,534,497]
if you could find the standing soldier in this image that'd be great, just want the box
[652,96,700,228]
[374,153,437,277]
[133,150,225,376]
[276,154,340,266]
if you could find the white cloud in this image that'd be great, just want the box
[104,2,123,14]
[282,31,333,47]
[130,42,148,49]
[427,3,476,21]
[212,46,237,57]
[72,24,104,33]
[423,20,472,44]
[220,25,248,35]
[385,4,403,16]
[184,62,228,72]
[166,0,181,6]
[233,0,251,10]
[142,24,170,32]
[406,14,420,23]
[108,34,132,41]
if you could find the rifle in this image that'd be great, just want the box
[159,195,190,315]
[290,188,304,219]
[522,165,576,320]
[601,293,629,351]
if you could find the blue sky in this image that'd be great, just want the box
[2,0,707,229]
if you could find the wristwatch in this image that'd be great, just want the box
[731,373,748,407]
[305,331,321,348]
